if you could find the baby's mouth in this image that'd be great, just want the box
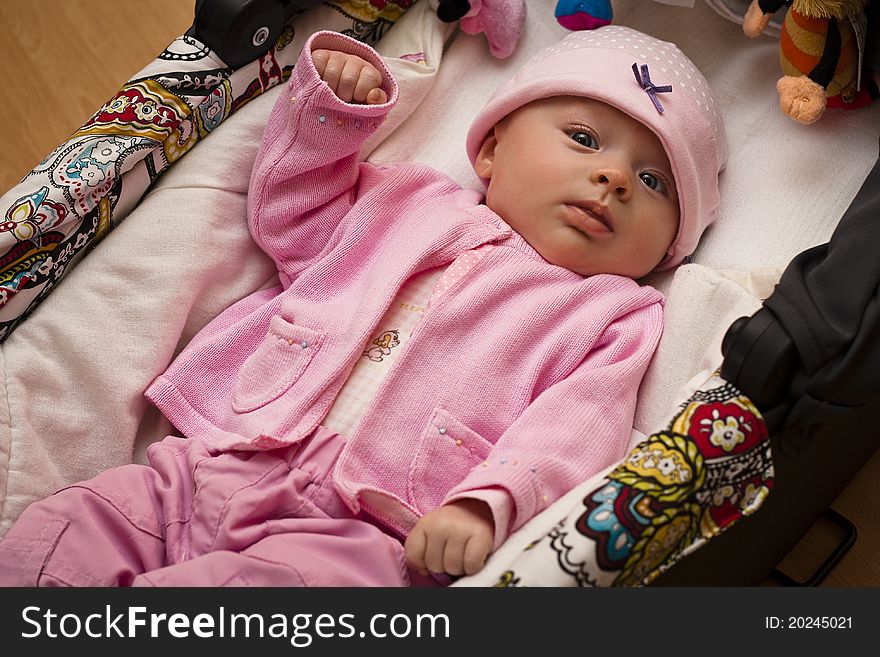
[566,201,615,234]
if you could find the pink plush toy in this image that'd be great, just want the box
[436,0,527,58]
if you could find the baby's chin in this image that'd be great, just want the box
[515,231,623,277]
[535,245,659,279]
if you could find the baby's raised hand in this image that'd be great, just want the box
[311,49,388,104]
[405,499,495,577]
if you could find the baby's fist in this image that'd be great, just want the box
[405,499,494,577]
[311,49,388,104]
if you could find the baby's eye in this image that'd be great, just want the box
[570,131,598,149]
[639,172,666,192]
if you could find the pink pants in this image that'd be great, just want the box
[0,427,429,587]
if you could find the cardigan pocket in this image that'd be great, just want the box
[408,407,493,514]
[232,315,324,413]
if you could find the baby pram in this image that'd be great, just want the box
[0,0,877,586]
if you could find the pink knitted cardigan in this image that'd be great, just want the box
[145,31,665,543]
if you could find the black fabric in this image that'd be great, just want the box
[761,139,880,430]
[808,17,841,88]
[437,0,471,22]
[757,0,789,14]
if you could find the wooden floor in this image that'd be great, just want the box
[0,0,877,586]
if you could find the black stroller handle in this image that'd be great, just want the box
[721,307,798,430]
[189,0,326,68]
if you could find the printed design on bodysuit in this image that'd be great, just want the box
[362,329,401,362]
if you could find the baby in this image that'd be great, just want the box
[0,26,725,586]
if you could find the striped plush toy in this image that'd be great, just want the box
[744,0,874,124]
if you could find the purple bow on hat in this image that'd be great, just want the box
[632,63,673,114]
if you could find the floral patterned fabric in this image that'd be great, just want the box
[483,371,773,587]
[0,0,414,342]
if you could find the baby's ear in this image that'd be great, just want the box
[474,130,498,179]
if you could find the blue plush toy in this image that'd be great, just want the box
[555,0,614,30]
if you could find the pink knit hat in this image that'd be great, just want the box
[466,26,727,270]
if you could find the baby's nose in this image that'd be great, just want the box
[591,164,632,199]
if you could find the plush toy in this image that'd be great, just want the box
[435,0,527,58]
[554,0,614,30]
[743,0,873,124]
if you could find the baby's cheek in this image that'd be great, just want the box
[648,206,680,254]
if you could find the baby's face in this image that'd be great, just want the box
[475,96,680,278]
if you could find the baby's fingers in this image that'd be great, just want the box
[352,65,386,104]
[442,537,468,576]
[365,88,388,105]
[404,528,429,576]
[312,50,386,104]
[422,532,447,575]
[334,56,366,103]
[312,50,352,98]
[462,534,492,576]
[311,49,333,79]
